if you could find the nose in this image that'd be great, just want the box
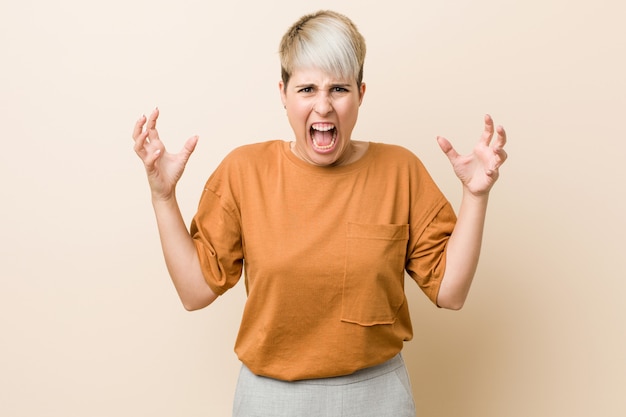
[313,94,333,115]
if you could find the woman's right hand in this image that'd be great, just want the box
[132,107,198,201]
[131,108,216,310]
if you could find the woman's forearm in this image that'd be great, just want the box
[152,196,218,311]
[436,189,489,310]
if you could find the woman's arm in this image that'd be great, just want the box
[132,108,217,311]
[435,114,508,310]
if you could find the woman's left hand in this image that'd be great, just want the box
[437,114,508,196]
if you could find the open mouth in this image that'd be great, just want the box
[310,123,337,152]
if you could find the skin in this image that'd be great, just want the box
[132,108,217,311]
[132,79,507,311]
[435,114,508,309]
[279,67,367,167]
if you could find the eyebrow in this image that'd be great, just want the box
[293,83,352,89]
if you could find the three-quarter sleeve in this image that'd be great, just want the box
[189,182,244,296]
[406,201,456,304]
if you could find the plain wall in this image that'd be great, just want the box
[1,0,624,416]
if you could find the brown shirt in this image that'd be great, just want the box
[190,141,456,381]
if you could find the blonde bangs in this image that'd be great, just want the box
[280,11,366,87]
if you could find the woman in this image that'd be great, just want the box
[132,10,507,417]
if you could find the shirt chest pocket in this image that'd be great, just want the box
[341,223,409,326]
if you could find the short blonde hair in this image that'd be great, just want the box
[279,10,366,88]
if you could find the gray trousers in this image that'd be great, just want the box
[232,354,416,417]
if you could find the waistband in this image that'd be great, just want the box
[291,353,406,386]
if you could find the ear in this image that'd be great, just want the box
[358,82,366,105]
[279,80,287,108]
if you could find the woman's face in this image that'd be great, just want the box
[280,67,366,167]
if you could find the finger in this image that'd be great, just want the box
[133,128,150,155]
[493,125,507,149]
[494,148,508,168]
[132,114,146,140]
[181,135,199,158]
[146,107,159,130]
[485,167,500,179]
[481,114,495,146]
[436,136,460,161]
[146,107,161,142]
[144,148,163,172]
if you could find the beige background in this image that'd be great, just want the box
[1,0,624,416]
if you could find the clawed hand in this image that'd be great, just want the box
[132,108,199,200]
[437,114,508,196]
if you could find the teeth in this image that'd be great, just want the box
[312,123,335,132]
[311,127,337,150]
[312,138,336,150]
[313,138,336,150]
[310,123,337,150]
